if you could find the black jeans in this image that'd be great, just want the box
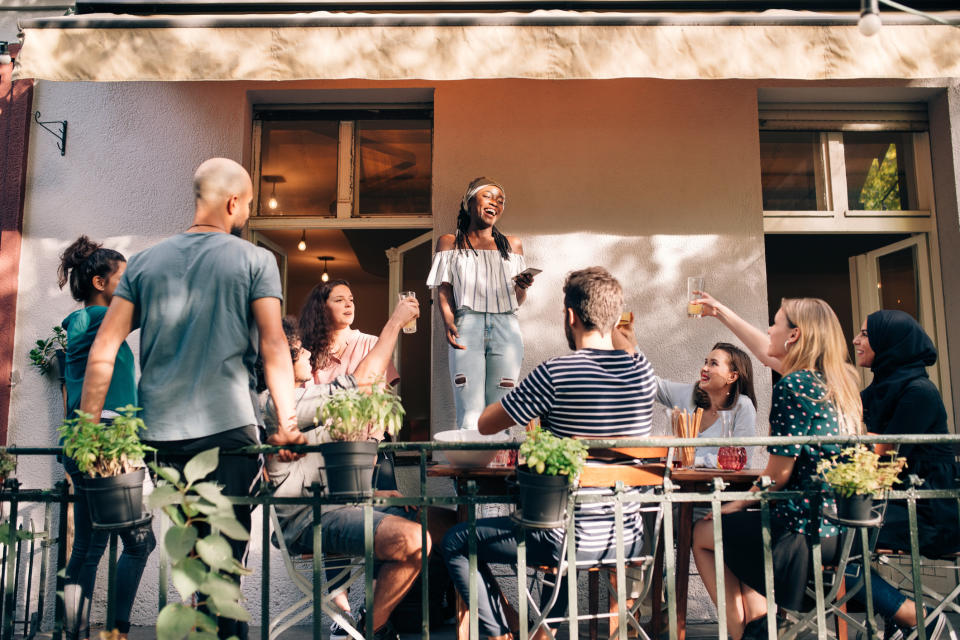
[146,426,261,640]
[63,458,156,639]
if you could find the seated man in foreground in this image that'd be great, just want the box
[440,266,658,640]
[263,298,434,640]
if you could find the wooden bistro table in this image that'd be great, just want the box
[651,467,761,640]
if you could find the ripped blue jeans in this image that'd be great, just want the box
[449,309,523,429]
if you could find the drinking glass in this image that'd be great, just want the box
[717,412,746,471]
[687,277,704,318]
[398,291,417,334]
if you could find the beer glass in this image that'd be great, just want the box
[687,277,704,318]
[398,291,417,334]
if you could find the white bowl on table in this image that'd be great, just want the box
[433,429,512,468]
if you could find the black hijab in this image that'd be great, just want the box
[861,309,937,434]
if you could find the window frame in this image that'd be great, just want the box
[759,104,935,234]
[249,104,434,231]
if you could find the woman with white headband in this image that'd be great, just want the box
[428,177,535,429]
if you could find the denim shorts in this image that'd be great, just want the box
[289,505,417,556]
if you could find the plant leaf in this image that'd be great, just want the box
[206,595,250,622]
[195,533,234,573]
[199,572,242,600]
[156,603,197,640]
[147,484,183,509]
[193,610,218,633]
[171,557,207,601]
[164,525,198,563]
[207,515,249,542]
[184,448,219,486]
[151,464,182,487]
[187,632,220,640]
[191,482,232,510]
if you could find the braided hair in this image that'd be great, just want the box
[455,177,511,261]
[57,236,126,304]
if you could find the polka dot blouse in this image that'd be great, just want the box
[768,369,843,538]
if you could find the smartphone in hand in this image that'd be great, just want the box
[513,267,542,281]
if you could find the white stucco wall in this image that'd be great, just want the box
[8,77,775,629]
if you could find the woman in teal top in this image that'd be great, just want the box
[691,296,862,640]
[58,236,155,640]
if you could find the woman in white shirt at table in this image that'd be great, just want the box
[654,341,758,467]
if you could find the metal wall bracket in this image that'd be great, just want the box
[33,112,67,156]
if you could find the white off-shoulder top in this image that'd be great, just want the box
[427,249,526,313]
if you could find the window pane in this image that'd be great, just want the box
[760,132,822,211]
[878,246,919,318]
[844,131,915,211]
[356,120,432,215]
[259,120,338,216]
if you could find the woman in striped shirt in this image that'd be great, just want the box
[428,177,536,429]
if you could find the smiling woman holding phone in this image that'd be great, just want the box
[427,177,536,429]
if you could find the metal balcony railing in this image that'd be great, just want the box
[0,433,958,640]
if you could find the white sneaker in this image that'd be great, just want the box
[330,608,359,639]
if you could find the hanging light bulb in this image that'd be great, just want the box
[297,230,306,252]
[318,256,334,283]
[268,181,279,210]
[859,0,882,36]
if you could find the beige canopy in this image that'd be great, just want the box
[14,10,960,82]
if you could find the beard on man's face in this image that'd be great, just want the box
[564,319,576,351]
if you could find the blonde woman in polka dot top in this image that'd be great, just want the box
[690,296,862,640]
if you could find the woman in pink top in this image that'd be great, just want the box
[299,279,400,386]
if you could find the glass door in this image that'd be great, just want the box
[849,234,953,427]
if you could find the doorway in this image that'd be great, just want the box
[252,227,433,441]
[765,233,953,427]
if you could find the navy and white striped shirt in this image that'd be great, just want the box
[501,348,657,554]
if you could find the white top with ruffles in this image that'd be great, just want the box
[427,249,526,313]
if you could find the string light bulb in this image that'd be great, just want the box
[268,181,279,209]
[859,0,882,36]
[297,230,306,252]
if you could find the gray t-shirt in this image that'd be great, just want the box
[114,232,282,441]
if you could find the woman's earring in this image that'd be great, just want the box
[784,340,790,352]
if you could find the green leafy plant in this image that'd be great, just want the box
[0,449,16,480]
[147,448,250,640]
[817,445,907,498]
[317,383,405,442]
[28,326,67,375]
[58,406,153,478]
[519,427,587,477]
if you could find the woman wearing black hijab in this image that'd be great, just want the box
[853,309,960,557]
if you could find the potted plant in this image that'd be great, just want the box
[58,405,153,529]
[516,427,587,526]
[28,325,67,375]
[147,448,251,640]
[0,449,16,484]
[316,384,405,498]
[817,445,907,521]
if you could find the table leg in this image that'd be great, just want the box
[675,503,694,640]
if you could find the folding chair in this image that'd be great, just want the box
[266,504,366,640]
[519,446,672,640]
[779,499,888,640]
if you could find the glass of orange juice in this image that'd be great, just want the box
[687,277,704,318]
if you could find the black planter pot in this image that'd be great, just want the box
[836,493,875,521]
[82,468,145,529]
[319,441,379,498]
[516,467,572,527]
